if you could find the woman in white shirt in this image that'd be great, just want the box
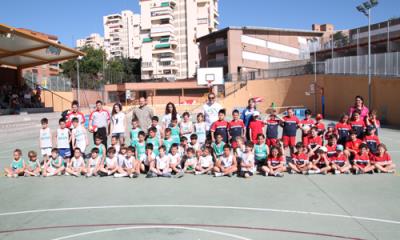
[162,102,181,129]
[110,103,126,145]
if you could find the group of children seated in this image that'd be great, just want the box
[4,106,396,178]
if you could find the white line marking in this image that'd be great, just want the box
[50,226,253,240]
[0,204,399,225]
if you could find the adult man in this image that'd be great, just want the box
[203,92,222,138]
[89,100,110,146]
[132,97,154,134]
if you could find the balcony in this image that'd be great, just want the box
[157,61,178,71]
[207,58,228,67]
[207,40,227,54]
[142,62,153,71]
[159,53,175,62]
[151,25,175,38]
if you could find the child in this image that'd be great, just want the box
[305,127,323,153]
[281,108,300,155]
[345,130,363,160]
[194,113,207,145]
[212,133,225,160]
[4,149,25,177]
[24,151,41,177]
[325,135,338,161]
[300,109,315,143]
[228,109,246,148]
[179,136,189,158]
[324,123,337,143]
[66,148,86,177]
[373,144,396,174]
[163,128,175,153]
[330,145,351,174]
[261,145,286,177]
[315,114,326,136]
[350,110,366,139]
[214,145,238,177]
[115,145,128,176]
[195,146,214,175]
[363,127,380,154]
[239,141,255,178]
[39,118,52,164]
[134,131,147,162]
[366,110,380,135]
[288,142,310,174]
[130,118,142,147]
[151,145,172,177]
[99,147,119,176]
[352,144,375,174]
[307,147,331,175]
[169,143,184,177]
[183,148,197,173]
[71,117,89,155]
[43,148,65,177]
[188,134,200,153]
[109,136,121,154]
[248,111,265,143]
[210,109,229,144]
[335,114,351,145]
[86,148,101,177]
[55,118,71,164]
[265,109,280,147]
[146,127,161,156]
[235,136,246,160]
[94,134,107,164]
[169,116,181,145]
[149,116,163,139]
[180,112,194,140]
[254,134,268,171]
[142,144,156,177]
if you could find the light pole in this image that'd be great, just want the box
[309,38,319,114]
[356,0,378,110]
[76,56,83,104]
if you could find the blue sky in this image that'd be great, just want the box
[0,0,399,47]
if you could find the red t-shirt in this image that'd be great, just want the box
[332,152,347,164]
[300,118,315,128]
[228,119,245,140]
[315,122,326,134]
[249,120,265,143]
[267,155,285,166]
[354,153,370,167]
[374,153,392,163]
[345,139,363,152]
[325,144,337,160]
[305,135,322,149]
[291,152,309,165]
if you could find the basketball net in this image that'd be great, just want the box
[207,80,214,93]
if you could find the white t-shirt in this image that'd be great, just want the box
[180,121,193,139]
[162,113,181,127]
[140,153,156,166]
[186,156,197,166]
[111,112,126,134]
[168,153,181,165]
[156,155,170,170]
[105,156,117,168]
[198,155,213,168]
[220,154,233,167]
[188,142,200,152]
[109,144,120,155]
[203,102,222,130]
[71,157,85,168]
[241,152,255,172]
[117,154,127,167]
[40,127,52,148]
[57,128,70,149]
[123,156,135,168]
[194,122,207,144]
[72,126,87,152]
[88,157,100,168]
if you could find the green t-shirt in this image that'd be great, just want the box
[130,127,141,146]
[170,126,180,144]
[163,137,174,153]
[254,143,268,162]
[146,136,160,155]
[135,141,146,159]
[212,141,225,157]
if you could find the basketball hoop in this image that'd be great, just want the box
[206,78,214,93]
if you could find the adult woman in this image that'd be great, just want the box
[241,98,257,140]
[162,102,181,129]
[349,96,369,120]
[110,103,126,145]
[65,100,85,129]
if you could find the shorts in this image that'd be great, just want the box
[58,148,71,158]
[282,136,296,147]
[255,161,264,170]
[41,147,52,156]
[112,132,125,138]
[333,161,345,167]
[317,163,327,169]
[266,138,278,147]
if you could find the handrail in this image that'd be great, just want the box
[40,87,73,112]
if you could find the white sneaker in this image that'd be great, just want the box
[334,170,340,175]
[195,171,202,175]
[275,172,284,177]
[114,173,127,178]
[65,172,70,176]
[214,172,223,177]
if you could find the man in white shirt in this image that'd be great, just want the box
[202,92,222,139]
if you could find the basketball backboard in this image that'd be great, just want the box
[197,67,224,86]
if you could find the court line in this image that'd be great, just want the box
[0,223,365,240]
[0,204,399,225]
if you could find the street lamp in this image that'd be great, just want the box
[309,37,319,114]
[356,0,378,110]
[76,56,83,105]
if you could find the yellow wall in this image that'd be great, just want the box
[222,75,400,126]
[41,91,73,112]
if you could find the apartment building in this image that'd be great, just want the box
[103,10,141,59]
[197,26,324,77]
[140,0,219,81]
[76,33,104,50]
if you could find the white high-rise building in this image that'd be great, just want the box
[103,10,141,59]
[140,0,219,81]
[76,33,104,50]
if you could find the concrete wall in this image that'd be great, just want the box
[41,91,73,112]
[72,88,104,107]
[222,75,400,126]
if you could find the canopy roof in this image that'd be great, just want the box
[0,24,84,69]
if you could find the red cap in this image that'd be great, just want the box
[316,114,323,120]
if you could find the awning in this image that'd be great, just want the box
[0,23,84,69]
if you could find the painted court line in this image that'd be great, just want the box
[0,204,399,225]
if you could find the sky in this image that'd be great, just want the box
[0,0,399,47]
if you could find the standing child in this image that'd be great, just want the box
[94,134,107,165]
[55,118,71,165]
[261,145,286,177]
[149,116,163,139]
[248,111,265,143]
[335,114,352,145]
[212,133,225,160]
[183,148,197,173]
[66,148,86,177]
[169,117,181,145]
[281,108,300,155]
[373,144,396,174]
[169,143,184,177]
[130,118,142,147]
[109,136,121,154]
[151,145,172,177]
[99,147,119,176]
[349,110,366,139]
[307,147,331,175]
[210,109,229,144]
[43,148,65,177]
[86,148,101,177]
[194,113,207,146]
[39,118,52,165]
[4,149,25,177]
[228,109,246,148]
[146,127,161,156]
[239,141,255,178]
[330,145,351,174]
[24,151,41,177]
[180,112,194,140]
[289,142,310,174]
[352,144,375,174]
[214,145,238,177]
[254,134,268,171]
[300,109,315,143]
[71,117,89,155]
[315,114,326,136]
[163,128,175,153]
[195,146,214,175]
[134,131,147,162]
[265,110,281,148]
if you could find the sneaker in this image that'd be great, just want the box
[146,172,154,178]
[275,172,284,177]
[98,171,108,177]
[65,172,70,176]
[321,171,326,175]
[34,173,40,177]
[162,172,172,178]
[227,173,233,177]
[175,171,184,178]
[24,173,28,177]
[214,172,223,177]
[107,171,112,176]
[195,171,202,175]
[355,169,361,175]
[132,173,139,178]
[114,173,127,178]
[376,169,382,174]
[244,173,250,178]
[263,171,268,176]
[302,170,308,175]
[334,170,340,175]
[343,170,350,174]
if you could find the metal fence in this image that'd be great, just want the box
[325,52,400,77]
[23,72,72,92]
